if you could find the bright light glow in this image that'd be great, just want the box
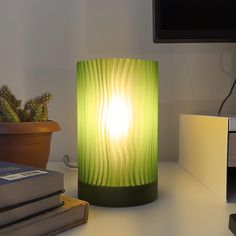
[106,95,132,139]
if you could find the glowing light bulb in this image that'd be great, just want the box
[106,95,132,139]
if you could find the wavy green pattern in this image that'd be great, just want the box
[77,58,158,187]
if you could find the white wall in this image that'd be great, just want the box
[0,0,236,161]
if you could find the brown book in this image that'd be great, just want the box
[0,195,89,236]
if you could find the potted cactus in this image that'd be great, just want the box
[0,85,60,168]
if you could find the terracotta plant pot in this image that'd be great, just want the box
[0,121,60,168]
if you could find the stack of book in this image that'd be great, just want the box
[0,161,89,235]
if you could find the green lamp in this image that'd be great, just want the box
[77,58,158,207]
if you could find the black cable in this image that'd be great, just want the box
[63,155,77,168]
[218,77,236,116]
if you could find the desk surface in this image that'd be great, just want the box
[47,162,235,236]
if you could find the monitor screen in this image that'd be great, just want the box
[153,0,236,43]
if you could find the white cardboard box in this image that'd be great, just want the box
[179,114,236,202]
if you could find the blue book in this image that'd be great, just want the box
[0,161,64,209]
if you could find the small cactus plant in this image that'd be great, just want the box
[0,85,52,123]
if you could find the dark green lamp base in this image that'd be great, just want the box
[78,180,158,207]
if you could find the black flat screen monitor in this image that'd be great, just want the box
[153,0,236,43]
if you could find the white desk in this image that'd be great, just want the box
[47,162,236,236]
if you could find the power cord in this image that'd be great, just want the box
[63,155,77,168]
[218,77,236,116]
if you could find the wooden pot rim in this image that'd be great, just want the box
[0,120,61,134]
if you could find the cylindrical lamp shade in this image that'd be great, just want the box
[77,58,158,207]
